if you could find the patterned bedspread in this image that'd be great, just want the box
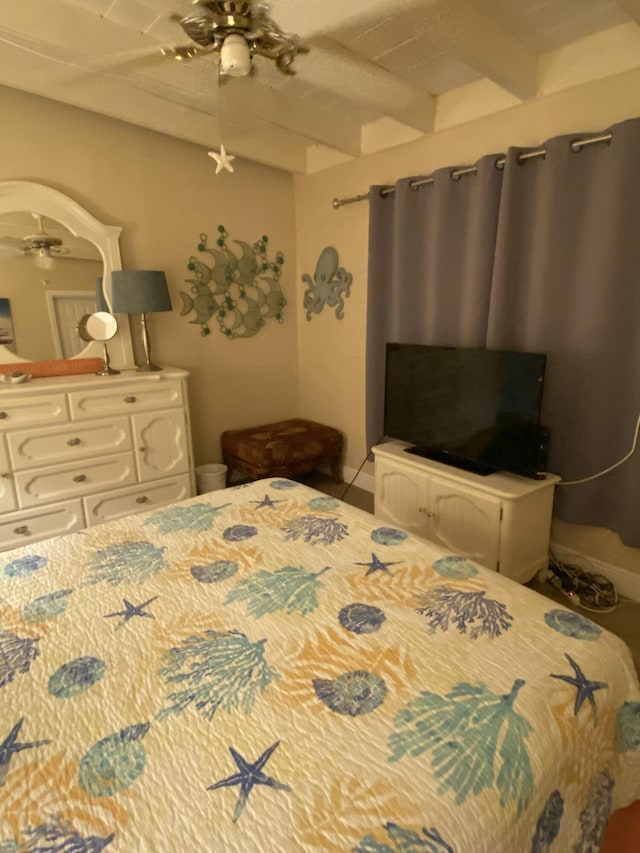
[1,478,639,852]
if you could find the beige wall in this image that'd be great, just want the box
[294,67,640,577]
[0,84,299,467]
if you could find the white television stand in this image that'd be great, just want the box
[372,441,560,584]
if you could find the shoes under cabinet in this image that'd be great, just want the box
[372,441,560,584]
[0,368,195,551]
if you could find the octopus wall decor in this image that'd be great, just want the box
[179,227,286,339]
[302,246,352,321]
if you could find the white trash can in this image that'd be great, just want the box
[196,463,228,494]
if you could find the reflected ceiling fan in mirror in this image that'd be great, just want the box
[0,214,71,267]
[163,1,309,80]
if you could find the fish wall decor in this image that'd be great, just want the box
[180,228,286,339]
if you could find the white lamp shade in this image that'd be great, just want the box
[220,34,252,77]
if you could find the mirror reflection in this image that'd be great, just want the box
[0,211,103,361]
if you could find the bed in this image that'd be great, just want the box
[1,478,639,852]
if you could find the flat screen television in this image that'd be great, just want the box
[383,343,548,479]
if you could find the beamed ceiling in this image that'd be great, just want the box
[1,0,639,173]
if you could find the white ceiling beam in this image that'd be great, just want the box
[262,0,428,40]
[142,63,364,156]
[0,35,309,173]
[0,26,362,161]
[300,38,435,134]
[616,0,640,24]
[444,0,538,100]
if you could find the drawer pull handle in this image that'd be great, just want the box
[0,411,7,420]
[67,437,82,446]
[136,496,149,504]
[73,474,88,483]
[124,395,137,404]
[14,525,31,536]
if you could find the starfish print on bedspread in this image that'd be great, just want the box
[550,653,608,725]
[0,718,50,786]
[207,740,291,822]
[355,553,401,576]
[251,495,284,509]
[103,596,158,629]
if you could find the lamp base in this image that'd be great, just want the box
[137,362,162,372]
[96,366,121,376]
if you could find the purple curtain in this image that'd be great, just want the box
[366,116,640,547]
[487,118,640,546]
[366,156,504,447]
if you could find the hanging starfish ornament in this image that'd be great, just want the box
[208,144,236,175]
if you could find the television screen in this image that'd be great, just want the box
[383,343,547,478]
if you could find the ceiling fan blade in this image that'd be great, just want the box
[0,238,26,256]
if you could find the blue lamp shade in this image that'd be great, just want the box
[110,270,172,314]
[95,277,109,313]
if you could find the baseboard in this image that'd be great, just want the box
[341,464,375,494]
[550,542,640,603]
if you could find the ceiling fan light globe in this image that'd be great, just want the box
[220,33,251,76]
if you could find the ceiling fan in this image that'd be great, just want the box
[0,214,70,260]
[161,1,309,79]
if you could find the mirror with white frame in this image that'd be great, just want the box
[0,181,134,368]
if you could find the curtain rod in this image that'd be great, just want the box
[331,130,613,209]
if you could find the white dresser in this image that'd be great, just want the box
[373,441,560,584]
[0,368,195,551]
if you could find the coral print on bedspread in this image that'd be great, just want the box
[0,478,639,852]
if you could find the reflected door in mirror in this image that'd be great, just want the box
[0,211,103,361]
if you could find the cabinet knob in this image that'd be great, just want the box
[1,472,10,479]
[124,395,137,404]
[418,506,427,513]
[67,437,82,446]
[136,495,149,504]
[73,474,88,483]
[14,525,31,536]
[0,411,8,420]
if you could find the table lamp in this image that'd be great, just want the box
[110,270,172,372]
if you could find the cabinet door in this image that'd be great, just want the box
[374,460,430,536]
[428,477,502,570]
[0,435,16,513]
[133,409,190,483]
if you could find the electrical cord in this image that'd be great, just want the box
[558,413,640,486]
[339,435,384,502]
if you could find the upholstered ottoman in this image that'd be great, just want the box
[221,419,343,483]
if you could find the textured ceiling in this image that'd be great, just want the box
[0,0,638,173]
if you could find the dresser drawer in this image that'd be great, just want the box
[84,474,193,526]
[0,499,85,551]
[15,453,137,508]
[0,393,68,430]
[7,417,132,471]
[68,379,183,420]
[0,435,16,513]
